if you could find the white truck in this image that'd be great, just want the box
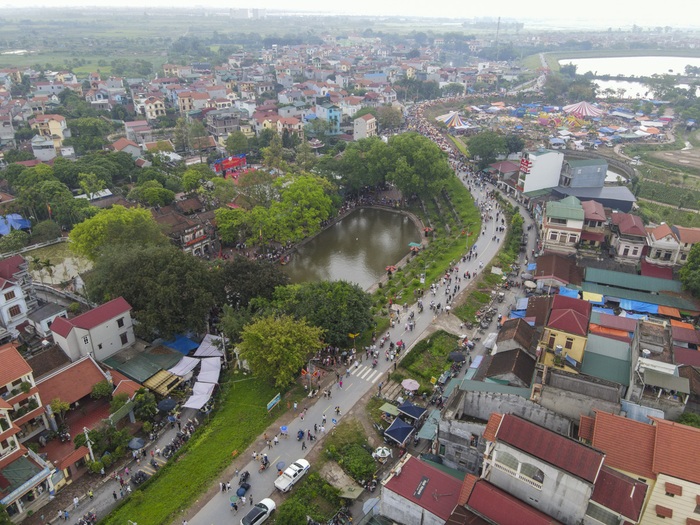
[273,459,310,492]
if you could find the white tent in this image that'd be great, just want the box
[198,357,221,384]
[182,382,216,409]
[167,356,200,377]
[194,334,224,357]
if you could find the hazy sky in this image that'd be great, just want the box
[6,0,697,29]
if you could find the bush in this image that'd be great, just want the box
[338,443,375,481]
[142,421,153,434]
[68,302,82,315]
[89,460,104,474]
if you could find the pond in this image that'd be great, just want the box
[283,207,422,290]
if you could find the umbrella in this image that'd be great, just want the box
[373,446,392,460]
[276,461,285,471]
[385,265,397,272]
[280,425,288,434]
[157,398,177,412]
[521,273,533,280]
[408,242,422,248]
[410,246,420,253]
[449,351,466,362]
[445,306,451,311]
[128,437,145,450]
[401,378,420,391]
[524,280,537,289]
[167,415,177,422]
[341,351,348,356]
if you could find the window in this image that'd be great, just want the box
[665,482,682,496]
[4,291,15,301]
[97,344,103,350]
[568,234,577,243]
[656,505,673,518]
[565,338,574,350]
[439,444,445,455]
[82,336,89,345]
[495,451,519,471]
[117,317,125,328]
[8,305,21,318]
[520,463,544,483]
[548,334,556,348]
[549,232,558,241]
[632,247,639,256]
[120,332,128,345]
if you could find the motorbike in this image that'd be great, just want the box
[258,460,270,473]
[372,359,377,369]
[297,430,305,441]
[238,470,250,486]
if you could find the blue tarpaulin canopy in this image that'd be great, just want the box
[558,287,580,299]
[509,310,527,319]
[527,263,537,271]
[384,417,414,446]
[0,214,31,236]
[619,300,658,314]
[163,335,199,355]
[592,307,615,315]
[397,401,427,421]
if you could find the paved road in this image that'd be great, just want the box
[189,181,514,525]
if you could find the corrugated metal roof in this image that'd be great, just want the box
[581,351,631,386]
[585,268,682,293]
[643,369,689,394]
[585,334,631,360]
[582,282,697,311]
[458,379,532,398]
[566,158,608,168]
[546,198,584,221]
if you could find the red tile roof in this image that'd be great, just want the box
[675,226,700,244]
[640,260,674,280]
[483,413,503,442]
[578,415,595,441]
[674,347,700,367]
[651,418,700,484]
[110,369,141,398]
[594,313,637,333]
[0,254,26,281]
[51,297,131,338]
[112,138,139,151]
[57,445,90,471]
[591,411,656,479]
[457,474,478,506]
[383,456,462,521]
[612,213,646,237]
[0,343,32,386]
[36,357,108,406]
[467,480,562,525]
[496,414,604,483]
[671,326,700,345]
[582,200,606,222]
[591,466,648,522]
[547,295,591,337]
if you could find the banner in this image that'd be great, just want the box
[214,154,246,172]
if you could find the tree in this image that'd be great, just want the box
[225,131,249,155]
[30,220,61,243]
[678,412,700,429]
[0,230,29,254]
[680,243,700,297]
[295,140,316,172]
[238,314,324,387]
[78,172,106,200]
[275,499,309,525]
[0,504,12,525]
[468,131,507,169]
[69,205,169,261]
[261,132,286,172]
[212,257,289,308]
[387,132,452,198]
[182,169,204,193]
[91,380,113,399]
[504,134,525,155]
[132,388,157,422]
[262,281,373,347]
[86,244,214,337]
[50,398,70,423]
[270,174,335,242]
[236,169,278,209]
[127,180,176,206]
[375,105,404,130]
[64,117,111,154]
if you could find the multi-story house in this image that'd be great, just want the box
[205,108,242,138]
[646,223,681,267]
[579,199,607,251]
[0,343,53,522]
[541,196,584,255]
[151,200,215,257]
[559,158,608,188]
[29,114,69,149]
[314,102,341,134]
[0,116,15,147]
[142,96,166,121]
[539,294,591,372]
[50,297,135,362]
[674,225,700,265]
[610,212,647,264]
[353,113,377,141]
[517,148,564,195]
[30,135,57,161]
[0,255,37,336]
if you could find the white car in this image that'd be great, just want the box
[273,459,310,492]
[240,498,276,525]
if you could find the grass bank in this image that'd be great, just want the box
[390,330,460,393]
[102,373,281,525]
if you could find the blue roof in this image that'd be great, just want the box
[384,417,414,445]
[162,335,199,355]
[397,401,427,420]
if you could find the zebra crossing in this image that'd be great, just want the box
[138,456,168,476]
[349,364,382,384]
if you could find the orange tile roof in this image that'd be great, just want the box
[591,411,655,479]
[651,418,700,484]
[458,473,479,506]
[36,357,108,406]
[578,415,594,441]
[110,369,141,399]
[483,413,503,442]
[676,226,700,245]
[0,343,32,386]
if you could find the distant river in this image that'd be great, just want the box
[558,56,700,99]
[283,208,422,291]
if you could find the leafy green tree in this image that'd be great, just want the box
[110,393,130,414]
[69,205,169,261]
[128,180,175,206]
[295,140,316,172]
[182,169,203,193]
[261,281,373,347]
[50,398,70,423]
[238,314,324,387]
[261,132,286,172]
[91,380,113,399]
[504,134,525,155]
[678,412,700,428]
[213,258,289,308]
[0,230,29,254]
[270,174,335,242]
[30,220,62,243]
[87,244,214,337]
[275,499,309,525]
[132,388,157,422]
[375,105,404,129]
[387,132,452,197]
[0,504,12,525]
[64,117,111,154]
[680,243,700,297]
[78,172,106,200]
[468,131,507,169]
[215,208,250,244]
[225,131,249,155]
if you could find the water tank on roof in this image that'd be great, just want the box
[642,349,651,358]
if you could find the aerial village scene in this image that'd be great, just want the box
[3,2,700,525]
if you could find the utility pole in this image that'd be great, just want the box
[83,427,94,462]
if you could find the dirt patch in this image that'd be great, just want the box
[651,148,700,171]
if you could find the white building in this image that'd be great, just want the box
[353,113,377,141]
[517,149,564,195]
[50,297,135,362]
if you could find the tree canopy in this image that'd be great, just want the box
[387,132,452,197]
[680,243,700,297]
[468,131,507,169]
[86,244,215,338]
[69,205,169,261]
[238,314,324,388]
[212,257,290,308]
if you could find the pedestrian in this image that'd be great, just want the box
[126,485,131,494]
[88,489,93,500]
[156,447,161,456]
[220,482,224,492]
[252,451,258,461]
[227,482,231,492]
[231,501,238,513]
[266,439,272,449]
[240,496,246,505]
[300,410,305,421]
[124,467,129,477]
[338,379,343,389]
[119,488,124,499]
[320,425,325,434]
[249,494,253,505]
[73,496,79,509]
[293,401,298,411]
[301,440,307,450]
[58,510,63,522]
[314,423,318,433]
[112,492,117,502]
[182,520,187,525]
[322,414,327,425]
[273,435,279,446]
[64,511,69,521]
[335,406,341,416]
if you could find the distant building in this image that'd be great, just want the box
[560,158,608,188]
[353,113,377,141]
[541,196,584,255]
[517,149,564,195]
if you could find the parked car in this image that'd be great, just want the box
[240,498,276,525]
[274,459,310,492]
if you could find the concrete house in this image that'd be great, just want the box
[353,113,377,141]
[560,158,608,188]
[517,148,564,194]
[541,196,584,255]
[646,223,680,267]
[610,212,647,264]
[50,297,134,362]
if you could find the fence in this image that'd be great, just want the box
[0,236,68,261]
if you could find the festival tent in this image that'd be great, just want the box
[435,111,468,128]
[167,356,200,377]
[182,382,216,410]
[384,417,414,446]
[197,357,221,384]
[562,101,605,118]
[194,334,225,357]
[397,401,427,421]
[163,335,199,355]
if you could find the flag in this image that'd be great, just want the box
[47,203,52,219]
